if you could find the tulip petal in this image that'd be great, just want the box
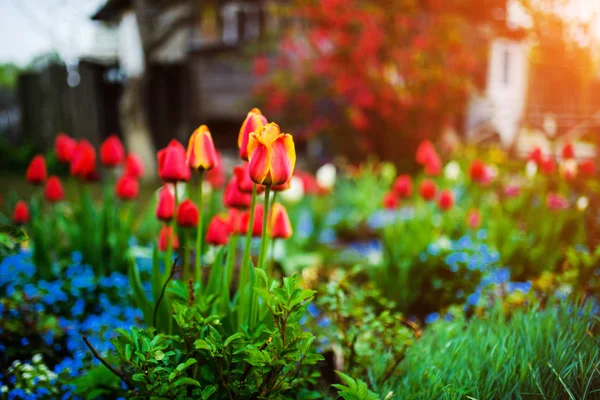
[238,109,266,160]
[263,123,281,144]
[248,134,271,185]
[269,134,296,186]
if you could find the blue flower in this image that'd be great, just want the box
[425,313,439,324]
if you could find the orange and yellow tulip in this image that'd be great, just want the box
[247,123,296,186]
[239,108,268,161]
[186,125,218,171]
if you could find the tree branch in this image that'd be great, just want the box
[82,335,133,390]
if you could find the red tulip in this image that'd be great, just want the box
[437,189,454,211]
[206,151,225,189]
[418,179,437,201]
[528,147,543,165]
[13,201,29,225]
[241,204,264,237]
[247,123,296,186]
[416,140,438,165]
[26,155,47,185]
[468,159,487,183]
[100,135,125,167]
[124,153,144,179]
[393,175,412,198]
[547,193,569,210]
[44,176,64,203]
[271,178,291,192]
[157,140,191,183]
[156,185,175,222]
[186,125,218,171]
[115,175,139,200]
[270,203,293,239]
[228,208,244,235]
[382,192,400,209]
[206,214,231,245]
[540,157,556,175]
[467,209,481,229]
[70,140,97,180]
[224,175,252,209]
[580,159,595,177]
[234,163,265,194]
[176,199,199,228]
[239,108,268,161]
[424,153,442,176]
[562,142,574,160]
[158,225,179,251]
[55,133,76,163]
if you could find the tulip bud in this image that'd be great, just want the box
[186,125,218,171]
[115,175,139,200]
[540,157,556,176]
[468,159,487,183]
[415,140,437,165]
[528,147,543,165]
[70,140,97,180]
[560,159,578,181]
[176,199,199,228]
[467,209,481,229]
[26,155,47,185]
[224,175,252,209]
[241,204,264,237]
[158,226,179,251]
[44,176,64,203]
[382,191,400,209]
[270,203,293,239]
[562,142,574,160]
[234,164,265,194]
[13,201,29,225]
[579,159,595,177]
[157,140,191,183]
[424,153,442,176]
[316,163,336,192]
[228,208,245,235]
[124,153,144,179]
[437,189,454,211]
[392,174,412,198]
[156,185,175,222]
[239,108,268,161]
[100,135,125,167]
[206,214,231,245]
[247,123,296,186]
[55,133,76,163]
[418,179,437,201]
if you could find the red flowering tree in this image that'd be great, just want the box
[253,0,504,163]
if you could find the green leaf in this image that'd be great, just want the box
[224,332,243,347]
[202,385,217,399]
[154,350,165,361]
[172,377,201,388]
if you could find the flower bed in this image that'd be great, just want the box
[1,109,599,399]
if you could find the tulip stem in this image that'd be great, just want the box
[165,184,179,279]
[195,170,205,289]
[258,186,271,271]
[268,193,277,276]
[183,230,190,283]
[241,184,257,277]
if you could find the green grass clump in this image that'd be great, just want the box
[392,302,600,399]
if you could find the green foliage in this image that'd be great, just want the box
[112,275,323,399]
[393,301,600,399]
[332,372,381,400]
[0,224,28,257]
[333,161,396,236]
[310,269,415,388]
